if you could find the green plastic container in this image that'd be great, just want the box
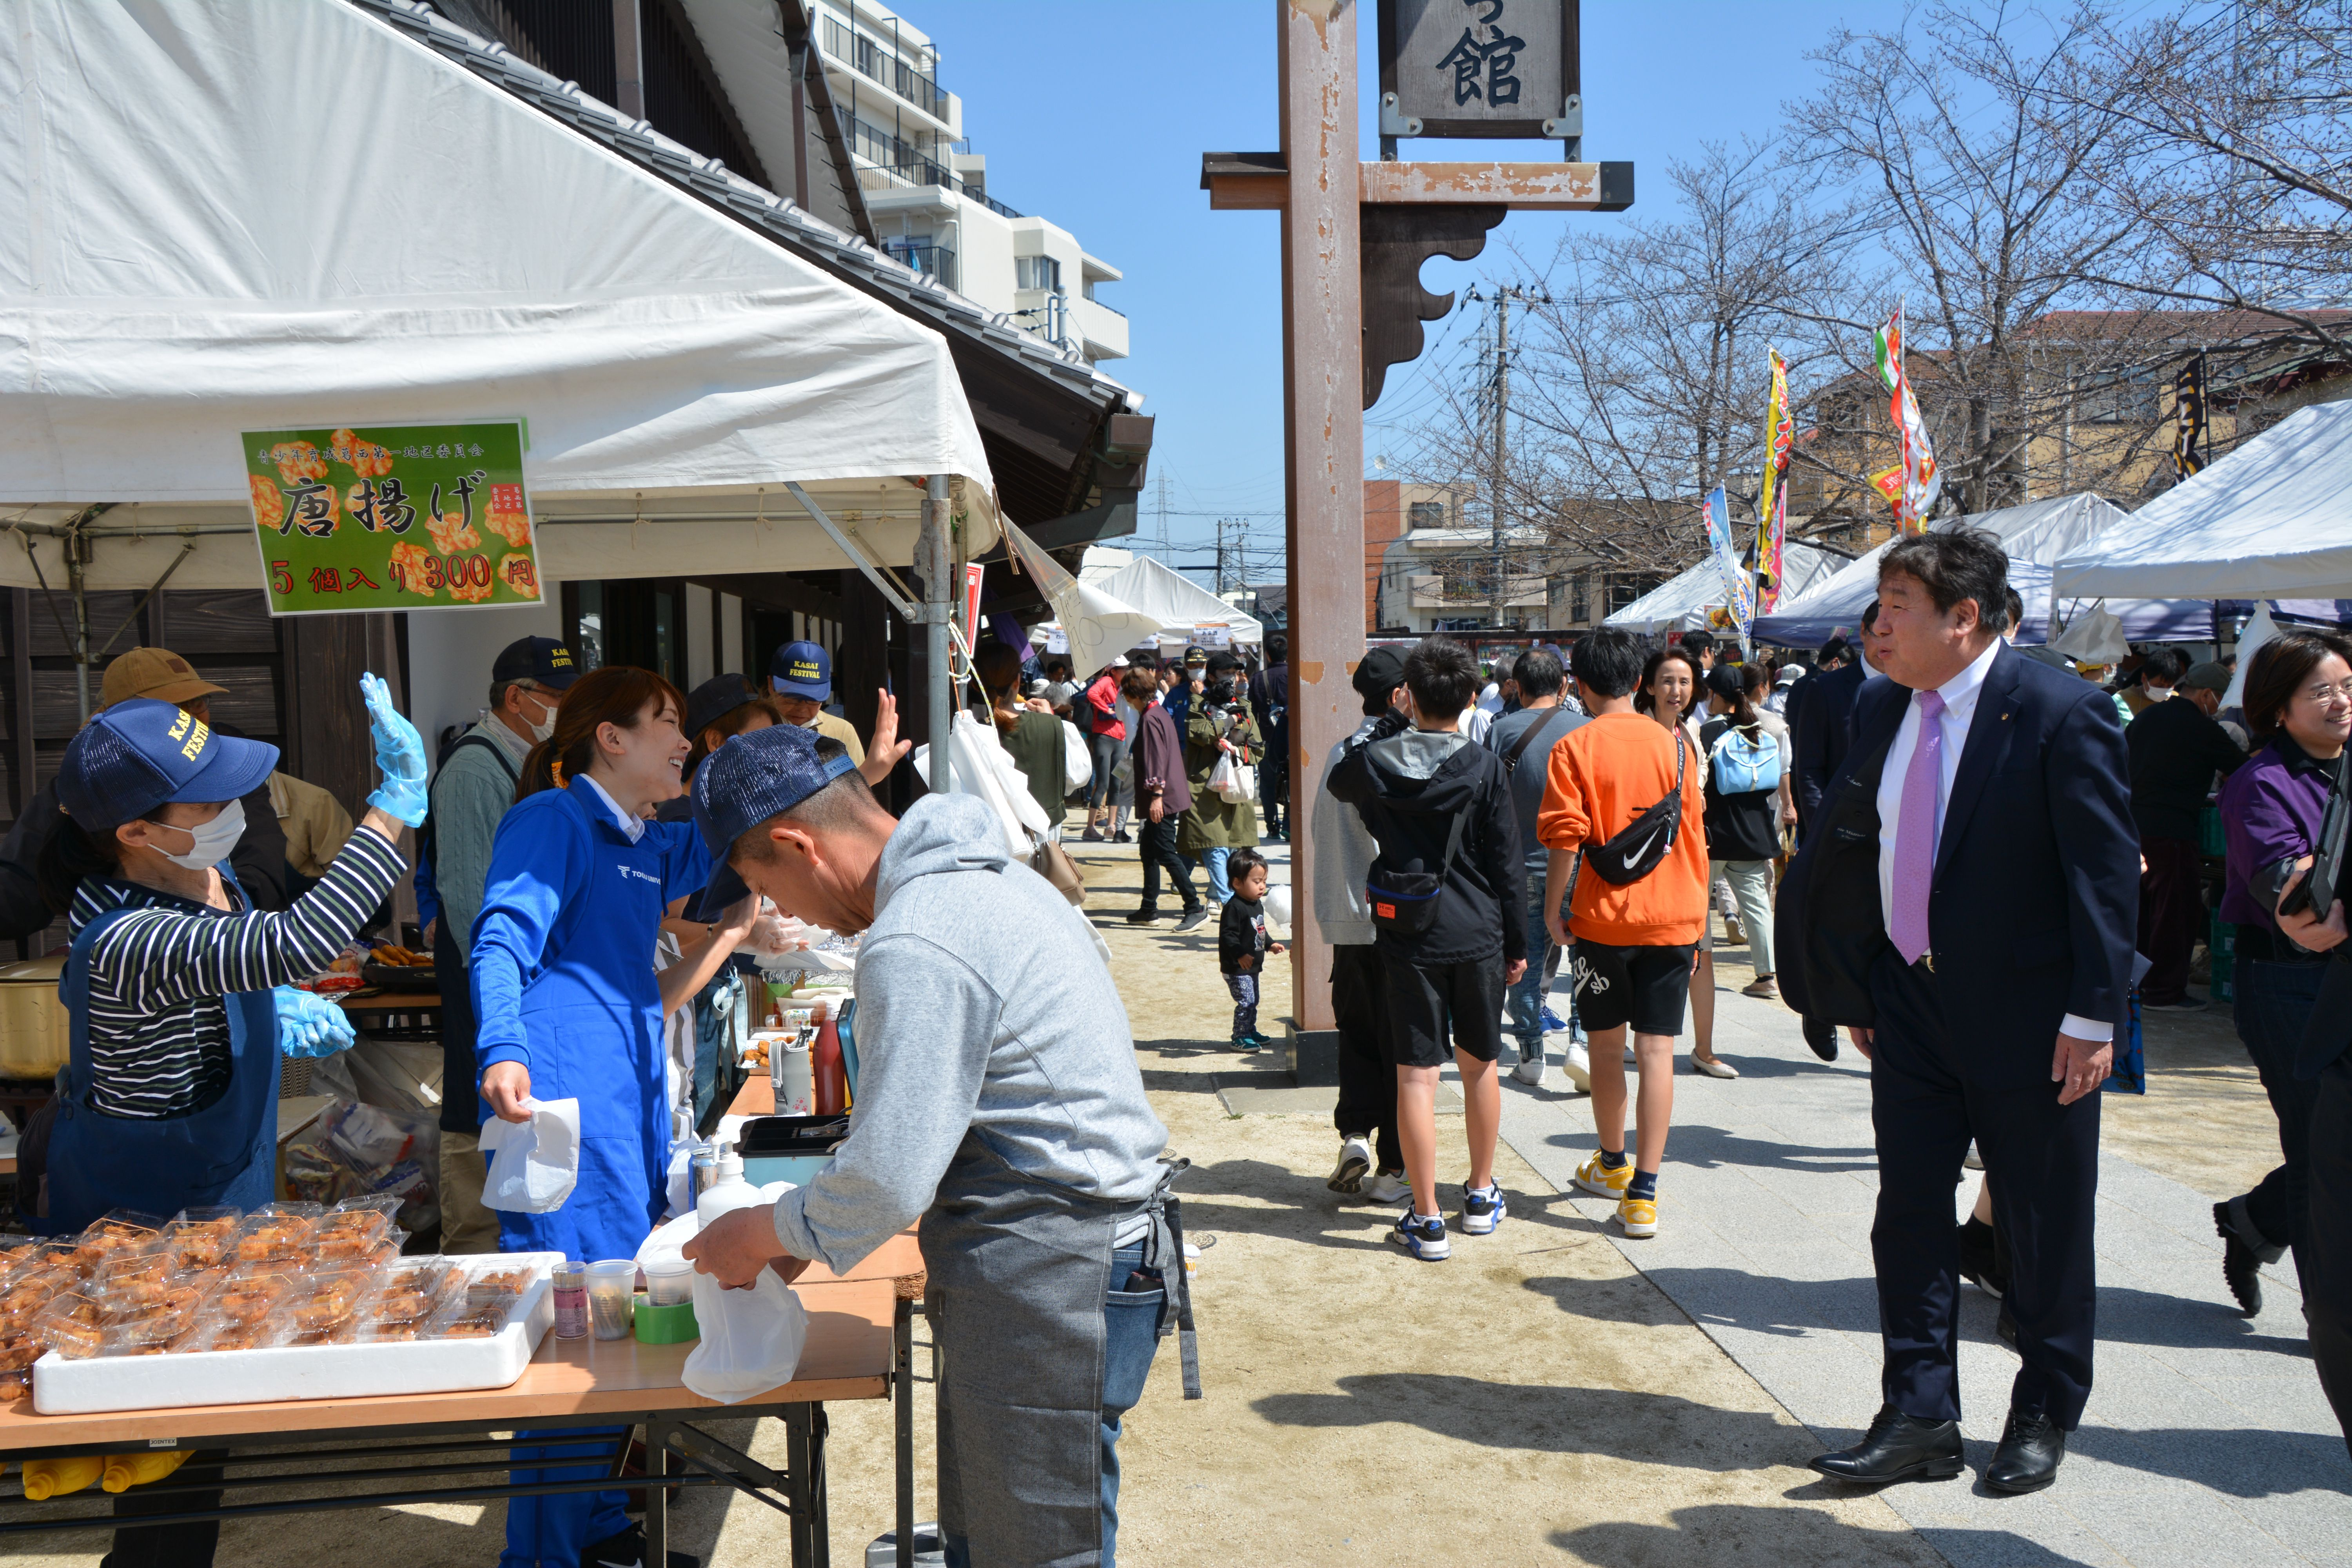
[634,1298,699,1345]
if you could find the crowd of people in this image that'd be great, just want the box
[1287,526,2352,1498]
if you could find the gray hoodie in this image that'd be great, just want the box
[770,793,1169,1273]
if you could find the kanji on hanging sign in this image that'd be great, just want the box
[241,420,541,615]
[1385,0,1572,138]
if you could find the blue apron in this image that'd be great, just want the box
[45,898,280,1236]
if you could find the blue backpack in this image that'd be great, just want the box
[1709,724,1782,795]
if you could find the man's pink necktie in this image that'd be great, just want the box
[1890,689,1945,966]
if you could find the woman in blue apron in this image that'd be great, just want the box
[33,677,427,1567]
[469,665,753,1568]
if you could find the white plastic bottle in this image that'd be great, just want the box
[696,1138,762,1228]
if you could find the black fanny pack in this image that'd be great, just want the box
[1367,812,1466,937]
[1579,728,1688,887]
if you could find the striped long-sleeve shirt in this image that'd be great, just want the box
[68,827,405,1119]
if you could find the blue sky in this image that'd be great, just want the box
[917,2,1857,584]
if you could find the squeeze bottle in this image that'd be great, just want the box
[103,1449,192,1494]
[695,1139,762,1227]
[24,1455,104,1499]
[812,1012,847,1116]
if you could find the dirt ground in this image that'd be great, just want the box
[3,831,2279,1566]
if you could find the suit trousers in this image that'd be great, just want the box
[1330,943,1401,1173]
[2136,835,2205,1006]
[2302,1052,2352,1459]
[1868,949,2101,1430]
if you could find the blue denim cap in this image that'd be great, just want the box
[690,720,859,860]
[769,639,832,701]
[56,697,279,831]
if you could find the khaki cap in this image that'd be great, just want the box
[100,647,227,711]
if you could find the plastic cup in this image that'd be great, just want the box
[585,1259,637,1341]
[641,1257,696,1308]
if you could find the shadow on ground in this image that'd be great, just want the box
[1554,1503,2078,1568]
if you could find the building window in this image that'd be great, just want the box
[1014,255,1062,293]
[1407,501,1445,530]
[1570,572,1590,623]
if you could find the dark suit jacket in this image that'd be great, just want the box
[1776,644,2140,1087]
[1791,661,1867,839]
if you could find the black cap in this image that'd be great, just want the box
[685,674,761,739]
[492,636,581,691]
[1353,646,1407,702]
[1206,650,1245,676]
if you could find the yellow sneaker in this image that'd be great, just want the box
[1575,1152,1633,1198]
[1617,1193,1659,1238]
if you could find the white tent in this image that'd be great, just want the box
[0,0,998,595]
[1033,553,1265,654]
[2051,399,2352,601]
[1602,542,1843,636]
[1751,493,2212,648]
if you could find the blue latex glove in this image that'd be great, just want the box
[273,986,357,1059]
[361,671,430,827]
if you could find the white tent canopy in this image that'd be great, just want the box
[1602,542,1843,636]
[1033,552,1265,654]
[0,0,998,594]
[1751,493,2212,648]
[2052,400,2352,601]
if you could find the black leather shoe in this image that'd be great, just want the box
[1985,1408,2066,1494]
[1958,1218,2008,1299]
[1802,1015,1839,1062]
[1810,1403,1964,1485]
[2214,1200,2265,1316]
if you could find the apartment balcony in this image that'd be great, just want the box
[882,238,956,292]
[820,15,949,125]
[1074,294,1129,361]
[845,119,1020,217]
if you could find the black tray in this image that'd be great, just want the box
[362,960,438,992]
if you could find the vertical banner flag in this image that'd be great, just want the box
[1701,485,1754,653]
[1757,349,1793,611]
[242,421,541,615]
[2174,350,2209,483]
[1873,304,1941,535]
[961,562,986,655]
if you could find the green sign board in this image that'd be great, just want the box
[242,420,543,616]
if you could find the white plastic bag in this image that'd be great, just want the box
[1061,720,1092,793]
[1207,753,1237,798]
[477,1096,581,1213]
[1227,761,1258,804]
[641,1200,810,1404]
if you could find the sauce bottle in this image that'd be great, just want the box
[811,1009,847,1116]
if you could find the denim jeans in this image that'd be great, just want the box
[1225,972,1259,1039]
[1200,846,1232,905]
[1506,871,1573,1051]
[1101,1240,1165,1568]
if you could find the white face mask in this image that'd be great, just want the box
[512,690,555,743]
[145,798,246,871]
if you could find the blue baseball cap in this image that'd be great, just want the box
[56,698,279,832]
[492,635,581,691]
[690,722,859,861]
[769,640,832,701]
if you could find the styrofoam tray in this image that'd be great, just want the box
[31,1252,563,1416]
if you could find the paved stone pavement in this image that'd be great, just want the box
[1483,976,2352,1568]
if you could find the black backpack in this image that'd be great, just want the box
[1579,728,1689,886]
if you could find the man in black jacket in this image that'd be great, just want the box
[1327,637,1526,1263]
[2126,659,2245,1007]
[1793,607,1879,839]
[1779,530,2137,1496]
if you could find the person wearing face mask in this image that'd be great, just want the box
[470,665,765,1568]
[24,677,426,1566]
[1178,651,1263,908]
[424,635,581,1253]
[769,639,869,765]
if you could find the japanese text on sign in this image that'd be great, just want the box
[242,421,542,616]
[1384,0,1569,135]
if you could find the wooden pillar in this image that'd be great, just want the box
[1279,0,1364,1060]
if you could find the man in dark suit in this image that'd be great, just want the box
[1786,610,1880,1061]
[1777,528,2138,1495]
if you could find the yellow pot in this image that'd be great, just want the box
[0,959,69,1080]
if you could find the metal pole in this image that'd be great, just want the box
[1491,289,1510,631]
[921,474,953,793]
[66,529,90,724]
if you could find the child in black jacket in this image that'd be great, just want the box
[1218,848,1285,1051]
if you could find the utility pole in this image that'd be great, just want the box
[1491,289,1510,630]
[1155,470,1172,564]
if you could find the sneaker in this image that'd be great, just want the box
[1575,1152,1633,1199]
[1231,1035,1259,1053]
[1390,1209,1451,1261]
[1512,1057,1546,1087]
[1173,907,1210,932]
[1247,1030,1279,1050]
[1112,830,1133,844]
[1080,827,1105,843]
[1327,1136,1373,1194]
[1617,1193,1659,1238]
[1740,976,1779,1001]
[1461,1184,1507,1235]
[1365,1169,1412,1205]
[1541,1005,1569,1033]
[1123,908,1162,925]
[1561,1041,1592,1092]
[1722,913,1745,946]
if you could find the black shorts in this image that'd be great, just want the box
[1571,938,1697,1036]
[1384,954,1506,1068]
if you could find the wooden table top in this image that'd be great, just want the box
[0,1274,895,1451]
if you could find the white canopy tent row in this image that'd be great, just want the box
[1024,551,1266,673]
[1602,541,1844,637]
[1749,493,2215,650]
[2052,399,2352,603]
[0,0,1004,754]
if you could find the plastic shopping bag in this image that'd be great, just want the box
[642,1200,810,1404]
[1207,753,1238,799]
[1061,720,1093,794]
[1228,761,1259,804]
[477,1097,581,1213]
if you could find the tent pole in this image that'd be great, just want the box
[920,475,952,794]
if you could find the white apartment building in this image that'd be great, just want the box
[810,0,1128,364]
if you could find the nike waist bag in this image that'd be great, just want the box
[1579,729,1688,887]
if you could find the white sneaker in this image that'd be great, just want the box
[1562,1041,1592,1092]
[1364,1169,1412,1205]
[1512,1058,1546,1087]
[1327,1135,1373,1194]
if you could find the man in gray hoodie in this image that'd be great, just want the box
[682,725,1190,1568]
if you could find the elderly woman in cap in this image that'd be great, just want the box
[28,676,426,1566]
[1178,650,1263,906]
